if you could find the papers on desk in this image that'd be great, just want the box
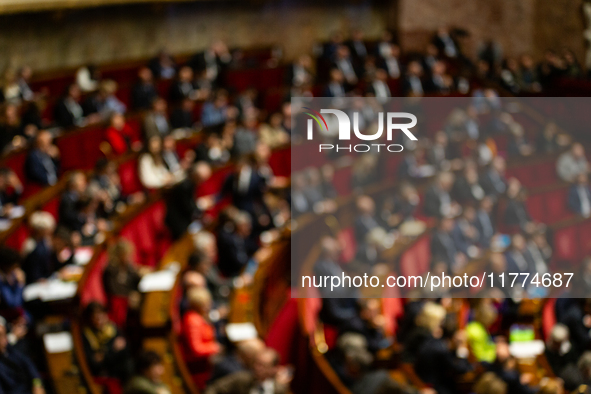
[0,219,10,231]
[226,322,258,342]
[138,262,181,293]
[74,247,94,265]
[8,206,25,219]
[23,280,77,302]
[509,340,545,359]
[43,332,73,354]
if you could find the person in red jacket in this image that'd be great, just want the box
[182,286,221,388]
[105,113,139,155]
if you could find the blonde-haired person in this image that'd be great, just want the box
[21,211,58,284]
[466,299,498,363]
[182,287,221,389]
[102,239,143,327]
[474,372,507,394]
[402,301,447,362]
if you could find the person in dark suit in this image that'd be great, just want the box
[480,156,507,198]
[423,61,452,94]
[376,43,401,80]
[22,211,58,284]
[58,171,89,233]
[504,234,535,278]
[170,98,196,130]
[332,45,358,87]
[0,319,45,394]
[430,217,462,272]
[421,43,440,76]
[165,162,212,240]
[401,61,424,97]
[0,168,22,217]
[169,66,198,104]
[347,30,367,62]
[451,206,479,258]
[189,41,231,87]
[131,67,158,111]
[204,348,290,394]
[503,178,533,231]
[25,130,60,186]
[475,197,495,247]
[216,210,257,278]
[148,49,176,80]
[354,195,380,245]
[452,162,485,205]
[424,172,458,218]
[286,54,314,88]
[568,173,591,217]
[219,158,270,232]
[365,69,391,100]
[323,69,347,98]
[53,83,85,128]
[432,27,459,58]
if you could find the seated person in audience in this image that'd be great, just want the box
[164,161,212,240]
[205,347,290,394]
[194,130,230,165]
[354,195,381,245]
[558,143,590,183]
[189,40,231,87]
[424,171,460,218]
[487,340,537,394]
[401,61,424,97]
[216,210,258,278]
[504,234,535,280]
[323,68,347,97]
[220,156,271,232]
[0,317,45,394]
[397,149,424,180]
[507,122,534,158]
[170,98,196,130]
[401,301,446,363]
[481,156,507,198]
[0,247,25,312]
[105,112,140,155]
[102,239,142,323]
[232,116,258,158]
[131,67,158,111]
[555,298,591,358]
[139,136,176,189]
[427,131,452,170]
[377,42,402,80]
[25,130,60,186]
[209,338,265,383]
[300,167,335,215]
[148,49,176,80]
[333,45,358,87]
[144,97,171,140]
[536,122,565,154]
[182,287,221,388]
[124,350,171,394]
[424,61,453,94]
[258,112,289,149]
[431,217,466,273]
[169,66,199,104]
[83,79,127,119]
[81,302,133,382]
[290,172,311,217]
[473,372,507,394]
[545,324,578,377]
[162,135,190,182]
[451,205,481,259]
[342,298,390,354]
[475,197,495,247]
[0,167,23,218]
[414,306,472,394]
[187,233,230,310]
[21,211,63,284]
[58,171,88,231]
[466,299,498,363]
[202,89,234,128]
[379,184,419,229]
[452,161,485,204]
[503,178,535,232]
[568,173,591,218]
[88,159,144,217]
[54,83,100,128]
[365,68,391,100]
[288,54,314,88]
[0,103,25,153]
[526,231,552,276]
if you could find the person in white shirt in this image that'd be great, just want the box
[557,143,590,182]
[139,136,176,189]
